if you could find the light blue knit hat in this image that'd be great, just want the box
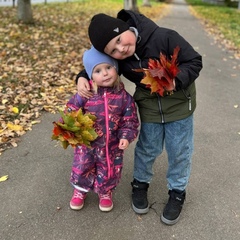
[83,46,118,78]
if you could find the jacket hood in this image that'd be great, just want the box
[117,9,158,53]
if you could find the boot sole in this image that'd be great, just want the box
[99,204,113,212]
[160,214,180,225]
[70,203,84,210]
[132,203,149,214]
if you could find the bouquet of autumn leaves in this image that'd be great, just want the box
[134,46,180,97]
[52,109,98,149]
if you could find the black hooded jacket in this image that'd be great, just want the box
[76,9,203,123]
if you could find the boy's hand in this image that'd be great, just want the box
[118,139,129,150]
[77,77,93,98]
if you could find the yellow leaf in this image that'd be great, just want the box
[0,175,8,182]
[57,106,65,112]
[7,122,23,131]
[31,120,41,125]
[56,86,65,93]
[141,71,161,94]
[12,107,19,114]
[2,99,8,104]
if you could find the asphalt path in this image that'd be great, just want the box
[1,0,240,239]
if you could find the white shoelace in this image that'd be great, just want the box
[99,193,111,200]
[73,190,85,199]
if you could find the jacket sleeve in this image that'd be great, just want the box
[75,69,90,84]
[165,30,203,91]
[117,91,139,143]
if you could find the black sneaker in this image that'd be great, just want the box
[161,190,186,225]
[131,179,149,214]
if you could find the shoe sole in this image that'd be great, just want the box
[132,203,149,214]
[160,214,180,225]
[70,203,84,210]
[99,204,113,212]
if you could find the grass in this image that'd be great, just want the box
[186,0,240,52]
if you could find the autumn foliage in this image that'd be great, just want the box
[0,2,170,154]
[52,109,98,149]
[135,46,180,96]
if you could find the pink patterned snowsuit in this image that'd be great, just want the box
[66,82,139,194]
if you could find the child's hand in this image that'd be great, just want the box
[118,139,129,150]
[77,77,93,98]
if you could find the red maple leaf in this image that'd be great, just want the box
[134,46,180,96]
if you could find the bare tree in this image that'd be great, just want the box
[17,0,34,24]
[124,0,139,12]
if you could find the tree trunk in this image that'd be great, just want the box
[17,0,34,24]
[124,0,139,12]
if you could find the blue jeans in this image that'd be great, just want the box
[133,115,194,191]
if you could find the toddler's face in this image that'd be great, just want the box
[91,63,118,88]
[104,30,136,60]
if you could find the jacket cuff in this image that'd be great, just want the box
[75,69,89,84]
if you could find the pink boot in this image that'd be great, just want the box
[98,191,113,212]
[70,189,87,210]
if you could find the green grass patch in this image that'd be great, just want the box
[186,0,240,49]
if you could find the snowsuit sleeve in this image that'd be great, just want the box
[66,93,87,112]
[57,93,87,123]
[117,90,139,143]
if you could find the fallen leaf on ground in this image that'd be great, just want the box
[0,175,9,182]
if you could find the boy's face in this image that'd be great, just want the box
[91,63,118,88]
[104,30,136,60]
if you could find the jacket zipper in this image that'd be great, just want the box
[182,90,192,111]
[103,91,111,179]
[134,53,142,69]
[157,94,165,123]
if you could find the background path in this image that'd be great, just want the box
[1,0,240,239]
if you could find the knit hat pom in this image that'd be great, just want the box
[88,13,129,52]
[83,46,118,79]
